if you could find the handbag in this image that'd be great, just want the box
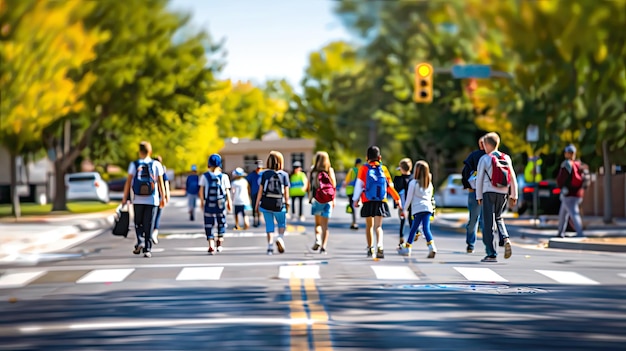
[112,205,130,237]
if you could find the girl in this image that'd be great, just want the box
[398,160,437,258]
[308,151,337,254]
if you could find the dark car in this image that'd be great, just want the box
[107,178,127,193]
[517,180,561,215]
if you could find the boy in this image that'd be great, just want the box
[122,141,166,258]
[352,146,402,259]
[199,154,232,254]
[342,158,362,230]
[186,164,200,221]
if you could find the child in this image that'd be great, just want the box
[309,151,337,254]
[199,154,232,255]
[342,158,362,230]
[398,160,437,258]
[393,158,414,246]
[351,146,402,259]
[231,167,251,230]
[255,151,290,255]
[289,161,308,221]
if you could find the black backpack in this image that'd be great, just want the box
[260,171,284,211]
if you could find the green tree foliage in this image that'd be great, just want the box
[0,0,104,217]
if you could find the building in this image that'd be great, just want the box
[219,133,316,174]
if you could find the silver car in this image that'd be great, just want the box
[434,173,468,208]
[65,172,110,203]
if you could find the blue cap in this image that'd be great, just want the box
[208,154,222,167]
[191,164,197,171]
[564,144,576,153]
[232,167,246,176]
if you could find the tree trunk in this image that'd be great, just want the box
[52,158,68,212]
[602,140,613,224]
[9,152,21,219]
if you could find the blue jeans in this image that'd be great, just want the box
[557,196,583,237]
[407,211,433,244]
[260,207,286,233]
[466,191,483,250]
[133,204,157,252]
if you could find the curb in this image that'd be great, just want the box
[548,238,626,253]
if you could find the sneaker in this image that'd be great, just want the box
[275,237,285,254]
[466,246,474,254]
[366,247,374,258]
[376,248,385,259]
[427,242,437,259]
[208,246,215,255]
[311,240,321,251]
[216,239,223,253]
[320,248,327,255]
[151,229,159,245]
[397,244,411,257]
[143,252,152,258]
[133,246,143,255]
[481,255,497,262]
[299,216,306,222]
[267,248,274,255]
[504,239,512,259]
[190,213,195,221]
[427,250,436,259]
[350,224,359,230]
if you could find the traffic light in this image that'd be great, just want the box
[414,63,433,103]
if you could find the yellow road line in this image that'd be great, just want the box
[289,276,333,351]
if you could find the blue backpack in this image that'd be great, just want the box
[186,174,200,195]
[365,164,387,201]
[133,160,156,196]
[203,172,226,213]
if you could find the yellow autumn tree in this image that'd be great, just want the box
[0,0,106,217]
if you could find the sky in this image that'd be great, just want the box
[169,0,352,86]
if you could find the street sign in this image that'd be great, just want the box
[451,64,491,79]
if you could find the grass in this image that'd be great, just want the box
[0,201,118,218]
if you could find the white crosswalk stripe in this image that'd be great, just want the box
[0,271,46,289]
[76,269,135,284]
[2,266,622,288]
[454,267,508,282]
[176,267,224,280]
[535,270,599,285]
[371,266,419,280]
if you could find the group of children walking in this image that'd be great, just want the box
[126,133,516,262]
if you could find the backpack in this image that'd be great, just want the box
[485,152,512,188]
[132,160,156,196]
[260,170,284,211]
[203,172,226,213]
[365,164,387,201]
[186,174,200,194]
[314,171,335,203]
[569,161,591,189]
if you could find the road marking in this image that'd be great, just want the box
[454,267,508,282]
[176,267,224,280]
[619,273,626,279]
[0,271,46,289]
[279,265,320,279]
[76,269,135,284]
[370,266,419,280]
[535,270,599,285]
[173,246,265,252]
[289,276,333,351]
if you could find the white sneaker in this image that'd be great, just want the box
[299,216,306,222]
[151,229,159,245]
[275,237,285,253]
[143,252,152,258]
[427,242,437,259]
[397,244,411,257]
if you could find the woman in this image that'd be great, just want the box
[308,151,337,254]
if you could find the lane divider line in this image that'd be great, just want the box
[289,274,333,351]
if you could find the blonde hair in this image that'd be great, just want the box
[266,151,284,171]
[413,160,431,189]
[483,132,500,149]
[312,151,331,173]
[399,158,412,172]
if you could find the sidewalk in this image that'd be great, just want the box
[433,211,626,253]
[0,211,115,263]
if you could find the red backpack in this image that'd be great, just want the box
[569,161,585,188]
[314,171,335,203]
[486,152,512,188]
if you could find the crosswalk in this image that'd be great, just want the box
[1,264,623,289]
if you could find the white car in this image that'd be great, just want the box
[434,173,468,208]
[65,172,110,203]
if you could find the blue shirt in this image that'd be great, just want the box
[246,170,263,195]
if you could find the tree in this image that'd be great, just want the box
[0,0,104,217]
[42,0,222,211]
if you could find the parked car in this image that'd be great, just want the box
[517,180,561,215]
[65,172,110,203]
[107,178,127,193]
[434,173,468,208]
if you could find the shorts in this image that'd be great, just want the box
[360,201,391,218]
[259,207,286,233]
[311,200,332,218]
[234,205,246,216]
[203,212,227,239]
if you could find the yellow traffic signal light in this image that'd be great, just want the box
[414,63,433,103]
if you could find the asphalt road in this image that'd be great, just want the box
[1,196,625,351]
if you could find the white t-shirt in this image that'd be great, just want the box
[198,170,231,199]
[231,177,251,206]
[404,178,434,215]
[128,157,164,206]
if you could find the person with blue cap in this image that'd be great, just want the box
[231,167,251,230]
[199,154,232,254]
[185,164,200,221]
